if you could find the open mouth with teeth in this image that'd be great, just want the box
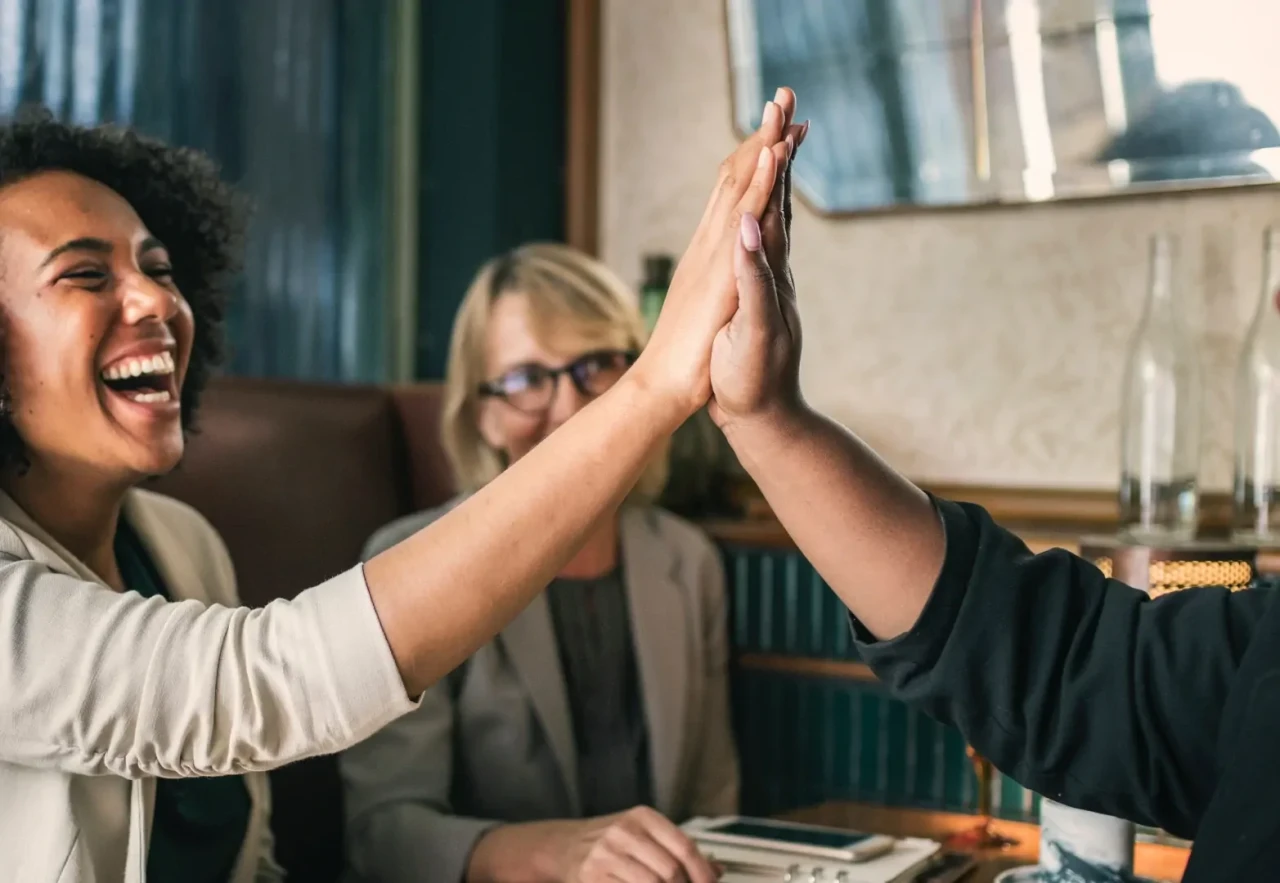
[100,352,178,406]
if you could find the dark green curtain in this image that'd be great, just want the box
[0,0,395,382]
[415,0,566,379]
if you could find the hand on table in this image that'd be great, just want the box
[555,806,719,883]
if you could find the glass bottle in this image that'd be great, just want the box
[640,255,674,332]
[1118,234,1201,542]
[1233,226,1280,544]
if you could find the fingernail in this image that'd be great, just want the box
[757,145,771,169]
[773,86,787,104]
[785,134,795,157]
[762,100,779,128]
[740,213,762,251]
[800,119,811,142]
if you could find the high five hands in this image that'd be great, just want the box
[632,87,806,426]
[709,88,806,436]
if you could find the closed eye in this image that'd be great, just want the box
[59,269,109,290]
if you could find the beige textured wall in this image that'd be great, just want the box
[599,0,1280,490]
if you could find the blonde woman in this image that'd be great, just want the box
[340,244,739,883]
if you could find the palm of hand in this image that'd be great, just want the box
[641,88,804,418]
[708,274,801,427]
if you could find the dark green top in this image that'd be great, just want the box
[115,519,252,883]
[851,497,1279,883]
[544,568,653,816]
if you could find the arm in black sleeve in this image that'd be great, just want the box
[853,498,1270,838]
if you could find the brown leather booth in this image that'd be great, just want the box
[150,376,457,883]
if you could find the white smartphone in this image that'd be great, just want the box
[688,816,896,863]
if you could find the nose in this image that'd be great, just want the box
[119,270,179,325]
[545,373,590,427]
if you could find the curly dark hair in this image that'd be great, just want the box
[0,107,247,471]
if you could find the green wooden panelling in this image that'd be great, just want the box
[416,0,566,380]
[722,544,1040,822]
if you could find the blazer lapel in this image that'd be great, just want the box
[121,491,205,603]
[499,593,582,814]
[621,508,689,817]
[0,490,103,584]
[0,489,162,874]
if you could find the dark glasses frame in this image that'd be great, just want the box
[477,349,639,411]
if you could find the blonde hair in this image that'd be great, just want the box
[441,242,669,500]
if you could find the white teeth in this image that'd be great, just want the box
[100,352,176,384]
[128,390,172,404]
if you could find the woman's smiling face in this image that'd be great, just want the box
[0,169,194,482]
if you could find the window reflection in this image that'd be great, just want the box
[725,0,1280,213]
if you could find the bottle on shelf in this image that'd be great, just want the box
[1233,226,1280,545]
[1118,233,1202,542]
[635,253,747,518]
[640,254,674,332]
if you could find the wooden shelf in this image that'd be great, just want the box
[736,653,877,682]
[703,516,1081,557]
[700,482,1250,561]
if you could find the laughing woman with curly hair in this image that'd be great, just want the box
[0,94,803,883]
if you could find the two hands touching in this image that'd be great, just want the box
[466,90,810,883]
[635,85,807,461]
[552,91,809,883]
[539,83,940,883]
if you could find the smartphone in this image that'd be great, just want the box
[689,816,896,863]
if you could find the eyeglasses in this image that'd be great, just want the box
[478,349,638,414]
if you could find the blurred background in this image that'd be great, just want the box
[4,2,1278,877]
[4,0,1276,493]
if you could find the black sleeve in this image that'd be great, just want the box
[852,497,1271,838]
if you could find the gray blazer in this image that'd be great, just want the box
[340,499,739,883]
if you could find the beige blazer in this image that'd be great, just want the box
[0,488,415,883]
[340,502,739,883]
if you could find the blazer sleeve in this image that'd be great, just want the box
[0,521,416,779]
[253,817,286,883]
[203,528,287,883]
[340,500,496,883]
[853,497,1269,839]
[340,682,496,883]
[684,533,740,818]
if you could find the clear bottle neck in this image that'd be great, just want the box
[1142,234,1178,320]
[1253,226,1280,325]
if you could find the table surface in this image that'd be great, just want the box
[777,802,1190,883]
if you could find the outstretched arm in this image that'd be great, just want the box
[707,127,941,642]
[0,93,804,813]
[707,133,1267,836]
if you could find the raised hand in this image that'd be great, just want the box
[632,88,804,421]
[707,114,807,431]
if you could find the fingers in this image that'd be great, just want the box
[761,139,790,272]
[733,144,779,229]
[733,212,781,330]
[772,87,796,134]
[629,810,719,883]
[784,121,807,242]
[601,826,683,883]
[699,90,797,233]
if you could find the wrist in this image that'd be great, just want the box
[468,821,570,883]
[524,819,582,883]
[720,399,815,465]
[622,356,700,432]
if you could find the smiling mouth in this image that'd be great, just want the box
[100,352,178,406]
